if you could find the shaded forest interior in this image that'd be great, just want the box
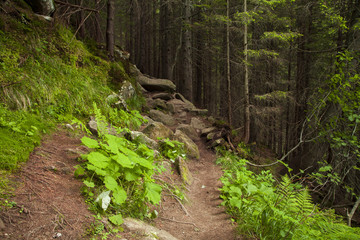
[28,0,360,212]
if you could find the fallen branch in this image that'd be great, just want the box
[164,194,190,216]
[54,0,99,12]
[160,217,198,228]
[348,196,360,227]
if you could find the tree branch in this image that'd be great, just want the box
[54,0,100,13]
[348,196,360,227]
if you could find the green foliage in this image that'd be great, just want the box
[217,150,360,239]
[80,133,161,219]
[159,138,186,162]
[78,108,161,221]
[0,105,53,170]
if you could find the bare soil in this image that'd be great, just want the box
[0,118,240,240]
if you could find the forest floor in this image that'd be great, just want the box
[0,116,241,239]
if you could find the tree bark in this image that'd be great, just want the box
[183,0,193,102]
[226,0,232,126]
[244,0,250,143]
[106,0,115,59]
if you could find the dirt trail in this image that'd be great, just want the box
[0,121,239,240]
[1,130,93,240]
[154,139,239,240]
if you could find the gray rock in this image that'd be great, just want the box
[123,218,178,240]
[201,127,216,136]
[211,138,226,148]
[119,81,135,101]
[0,217,5,230]
[174,93,196,110]
[129,131,158,149]
[26,0,55,16]
[176,124,199,141]
[65,124,74,131]
[142,122,173,140]
[87,117,120,137]
[173,130,200,159]
[166,99,188,113]
[190,108,208,115]
[137,75,176,92]
[175,156,193,185]
[152,98,168,110]
[152,92,173,101]
[207,132,216,141]
[190,117,208,130]
[149,109,176,126]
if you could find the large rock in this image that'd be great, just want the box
[149,109,176,126]
[166,99,192,113]
[123,218,178,240]
[147,98,168,111]
[152,92,173,101]
[175,156,193,185]
[87,117,120,137]
[174,93,196,110]
[142,122,173,140]
[128,131,158,149]
[119,81,135,101]
[190,117,208,130]
[137,75,176,92]
[176,124,199,141]
[25,0,55,16]
[173,130,199,159]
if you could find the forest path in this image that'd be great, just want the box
[0,95,240,239]
[154,139,239,240]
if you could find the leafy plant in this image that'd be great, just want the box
[159,138,185,163]
[217,150,360,239]
[79,132,162,221]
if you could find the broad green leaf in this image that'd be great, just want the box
[112,153,134,168]
[87,152,110,169]
[104,176,119,191]
[83,180,95,188]
[74,165,85,178]
[125,171,140,181]
[145,182,162,204]
[109,214,123,226]
[132,156,154,170]
[112,187,127,204]
[81,137,99,148]
[87,164,107,176]
[104,134,119,154]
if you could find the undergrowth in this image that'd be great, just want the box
[0,2,139,211]
[217,149,360,239]
[76,106,162,229]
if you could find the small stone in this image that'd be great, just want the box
[53,232,62,238]
[0,217,5,230]
[65,124,74,131]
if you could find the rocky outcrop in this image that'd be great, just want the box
[176,124,199,141]
[149,110,176,126]
[127,131,158,149]
[123,218,178,240]
[25,0,55,16]
[142,122,173,140]
[173,130,199,159]
[137,75,176,92]
[175,156,193,185]
[190,117,208,130]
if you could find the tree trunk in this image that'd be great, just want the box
[106,0,115,59]
[183,0,193,101]
[244,0,250,143]
[226,0,232,126]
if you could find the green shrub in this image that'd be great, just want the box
[217,150,360,239]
